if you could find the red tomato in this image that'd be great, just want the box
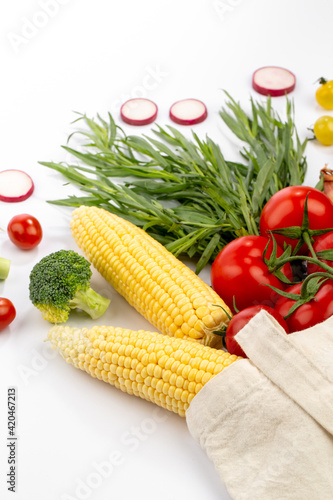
[7,214,43,250]
[225,305,289,357]
[0,298,16,331]
[259,186,333,253]
[275,281,333,332]
[211,235,293,313]
[307,231,333,274]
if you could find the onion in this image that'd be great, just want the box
[321,166,333,202]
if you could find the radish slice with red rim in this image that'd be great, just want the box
[120,98,158,126]
[0,170,34,202]
[252,66,296,96]
[169,99,208,125]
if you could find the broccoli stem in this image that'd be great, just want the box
[0,257,11,280]
[69,287,110,319]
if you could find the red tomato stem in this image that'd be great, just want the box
[302,231,317,259]
[272,253,333,277]
[275,272,330,319]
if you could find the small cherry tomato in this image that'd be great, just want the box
[0,298,16,331]
[275,281,333,333]
[225,305,289,357]
[7,214,43,250]
[316,78,333,110]
[313,116,333,146]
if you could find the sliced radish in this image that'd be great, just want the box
[120,98,158,126]
[252,66,296,96]
[169,99,208,125]
[0,170,34,203]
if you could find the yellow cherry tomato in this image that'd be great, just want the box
[313,116,333,146]
[316,78,333,110]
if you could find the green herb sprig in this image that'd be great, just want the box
[40,93,307,274]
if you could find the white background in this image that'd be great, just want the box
[1,1,333,499]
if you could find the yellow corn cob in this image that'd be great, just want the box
[48,324,239,417]
[70,206,231,347]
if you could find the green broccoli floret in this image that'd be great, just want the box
[29,250,110,324]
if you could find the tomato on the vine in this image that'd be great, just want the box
[7,214,43,250]
[316,78,333,110]
[259,186,333,252]
[225,305,289,357]
[274,281,333,333]
[211,235,292,313]
[307,231,333,275]
[313,116,333,146]
[0,298,16,331]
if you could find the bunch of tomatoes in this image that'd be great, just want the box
[313,77,333,146]
[1,214,42,332]
[211,185,333,357]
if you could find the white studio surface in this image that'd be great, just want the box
[0,1,332,499]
